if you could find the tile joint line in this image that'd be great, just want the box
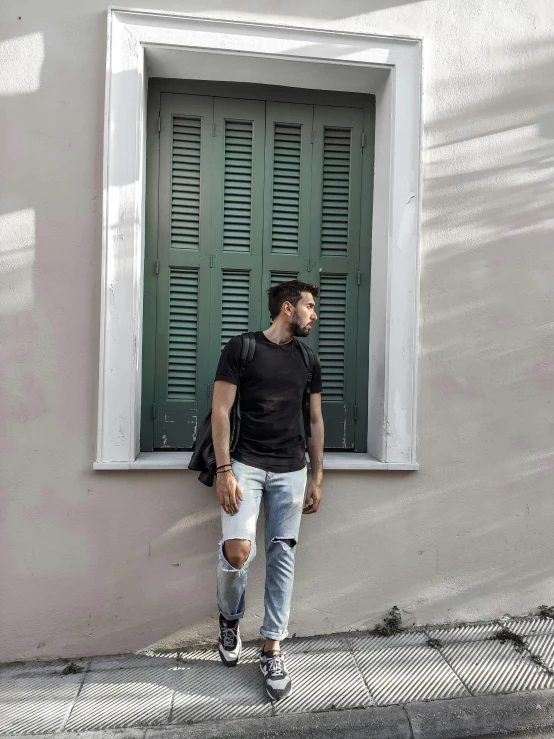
[401,704,416,739]
[58,657,92,732]
[344,632,377,707]
[423,625,475,696]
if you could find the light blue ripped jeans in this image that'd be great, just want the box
[217,460,307,641]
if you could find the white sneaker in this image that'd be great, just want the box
[218,616,242,667]
[260,649,292,701]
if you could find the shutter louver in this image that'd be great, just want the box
[271,124,302,255]
[167,268,199,399]
[321,128,351,256]
[223,120,253,252]
[270,271,298,287]
[318,273,347,401]
[171,117,201,250]
[221,270,250,348]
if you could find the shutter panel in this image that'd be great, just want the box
[270,123,302,255]
[310,106,364,449]
[318,273,347,402]
[209,99,265,371]
[320,128,351,257]
[261,103,314,326]
[171,118,202,249]
[222,120,255,253]
[152,94,214,449]
[221,270,250,348]
[167,268,199,399]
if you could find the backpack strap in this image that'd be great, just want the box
[295,339,316,390]
[295,339,317,438]
[239,332,256,378]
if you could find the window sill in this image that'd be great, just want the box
[93,452,419,471]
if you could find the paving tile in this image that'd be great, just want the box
[171,661,272,722]
[427,622,501,643]
[346,629,428,650]
[354,644,468,706]
[507,618,554,637]
[526,634,554,670]
[65,667,175,730]
[0,672,84,734]
[442,639,554,695]
[283,634,349,654]
[89,653,179,671]
[273,650,372,715]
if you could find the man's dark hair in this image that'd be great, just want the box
[267,280,320,320]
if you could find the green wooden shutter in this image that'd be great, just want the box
[310,106,364,449]
[209,99,265,373]
[152,94,214,449]
[261,103,313,326]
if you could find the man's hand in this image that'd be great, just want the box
[303,480,322,514]
[216,470,243,516]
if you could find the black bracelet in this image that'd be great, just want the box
[216,463,233,471]
[215,468,234,475]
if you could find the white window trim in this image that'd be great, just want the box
[94,8,422,471]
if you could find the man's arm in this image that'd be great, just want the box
[212,380,242,516]
[304,392,324,514]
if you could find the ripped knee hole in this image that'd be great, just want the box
[272,537,297,549]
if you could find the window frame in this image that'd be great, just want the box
[94,9,422,471]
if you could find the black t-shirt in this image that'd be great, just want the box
[214,331,322,473]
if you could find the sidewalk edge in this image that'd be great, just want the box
[2,689,554,739]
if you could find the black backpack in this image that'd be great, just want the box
[188,332,316,487]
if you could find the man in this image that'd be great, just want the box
[211,280,324,701]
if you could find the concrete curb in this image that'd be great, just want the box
[4,689,554,739]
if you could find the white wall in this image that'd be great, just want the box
[1,0,553,662]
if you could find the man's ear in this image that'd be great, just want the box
[282,300,293,317]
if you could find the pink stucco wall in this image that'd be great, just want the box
[1,0,553,662]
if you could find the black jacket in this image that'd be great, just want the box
[188,332,255,486]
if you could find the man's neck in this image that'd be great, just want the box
[263,322,294,346]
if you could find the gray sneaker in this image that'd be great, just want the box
[218,616,242,667]
[260,649,292,701]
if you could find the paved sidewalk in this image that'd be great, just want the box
[2,616,554,738]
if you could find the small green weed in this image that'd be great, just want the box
[427,637,443,649]
[62,662,84,675]
[538,605,554,620]
[373,606,403,637]
[489,627,526,651]
[530,654,554,677]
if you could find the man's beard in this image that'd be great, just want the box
[290,312,312,338]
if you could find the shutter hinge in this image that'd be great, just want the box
[361,131,365,148]
[155,259,160,275]
[357,270,361,286]
[152,403,157,419]
[311,130,315,144]
[212,123,217,137]
[158,114,161,134]
[209,254,213,268]
[354,405,358,422]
